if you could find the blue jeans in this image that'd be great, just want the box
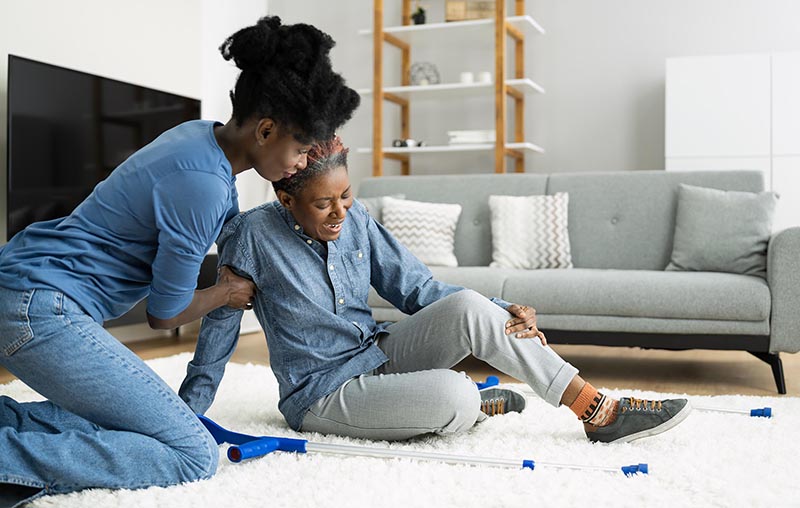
[0,287,218,507]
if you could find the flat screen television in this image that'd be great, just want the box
[5,55,204,328]
[6,55,201,240]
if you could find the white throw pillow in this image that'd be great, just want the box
[357,194,405,223]
[488,193,573,269]
[382,196,461,267]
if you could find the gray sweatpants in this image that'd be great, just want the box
[300,290,579,441]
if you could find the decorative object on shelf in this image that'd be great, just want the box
[459,71,474,84]
[411,2,426,24]
[409,62,440,86]
[393,138,426,147]
[446,0,495,22]
[365,0,543,175]
[447,129,495,144]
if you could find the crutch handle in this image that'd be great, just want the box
[228,436,307,463]
[476,375,500,390]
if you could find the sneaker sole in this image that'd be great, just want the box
[607,400,693,444]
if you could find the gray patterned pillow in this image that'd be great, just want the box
[382,196,461,267]
[488,193,573,269]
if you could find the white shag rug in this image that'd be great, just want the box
[2,353,796,508]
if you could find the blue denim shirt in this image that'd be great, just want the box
[179,199,509,430]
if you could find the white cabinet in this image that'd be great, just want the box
[665,54,771,160]
[665,51,800,230]
[772,52,800,156]
[772,157,800,232]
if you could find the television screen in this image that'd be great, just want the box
[6,55,201,240]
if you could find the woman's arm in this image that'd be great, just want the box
[147,266,255,329]
[178,302,245,414]
[147,172,251,329]
[365,215,466,314]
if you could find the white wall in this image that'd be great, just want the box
[268,0,800,192]
[528,0,800,174]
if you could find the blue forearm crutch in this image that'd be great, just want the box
[198,415,647,476]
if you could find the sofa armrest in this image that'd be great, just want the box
[767,226,800,353]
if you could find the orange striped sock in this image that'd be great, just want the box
[568,382,618,427]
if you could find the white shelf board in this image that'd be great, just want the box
[507,78,545,94]
[356,78,545,99]
[356,142,544,155]
[358,15,545,44]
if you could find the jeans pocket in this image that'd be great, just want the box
[0,289,35,357]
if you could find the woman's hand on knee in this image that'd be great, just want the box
[504,304,546,345]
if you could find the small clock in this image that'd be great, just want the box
[409,62,440,86]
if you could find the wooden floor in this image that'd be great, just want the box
[2,331,797,397]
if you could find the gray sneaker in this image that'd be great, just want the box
[585,397,692,443]
[479,386,527,416]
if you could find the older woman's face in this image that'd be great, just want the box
[288,165,353,242]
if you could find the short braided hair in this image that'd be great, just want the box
[272,136,349,196]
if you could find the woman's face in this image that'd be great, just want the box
[284,165,353,242]
[250,121,313,182]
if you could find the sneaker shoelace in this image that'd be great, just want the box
[623,397,663,412]
[481,398,506,416]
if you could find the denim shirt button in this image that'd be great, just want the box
[306,239,313,244]
[294,224,301,230]
[329,264,335,271]
[358,252,363,258]
[338,298,345,304]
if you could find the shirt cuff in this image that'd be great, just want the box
[146,290,194,319]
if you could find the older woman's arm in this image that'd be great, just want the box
[364,213,509,315]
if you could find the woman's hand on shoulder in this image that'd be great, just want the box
[218,265,256,310]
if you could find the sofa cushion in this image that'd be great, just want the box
[382,197,461,267]
[546,170,765,270]
[666,184,778,278]
[488,193,573,269]
[500,268,770,322]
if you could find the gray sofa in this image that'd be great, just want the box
[358,170,800,393]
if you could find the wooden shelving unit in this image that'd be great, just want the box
[363,0,545,176]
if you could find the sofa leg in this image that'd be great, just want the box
[748,352,786,394]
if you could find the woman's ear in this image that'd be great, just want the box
[256,118,276,144]
[276,189,293,209]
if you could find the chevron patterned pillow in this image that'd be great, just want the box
[357,194,406,222]
[488,193,573,269]
[382,196,462,267]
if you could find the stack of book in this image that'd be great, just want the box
[447,129,495,145]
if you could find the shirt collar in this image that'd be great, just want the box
[275,202,334,253]
[276,202,303,234]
